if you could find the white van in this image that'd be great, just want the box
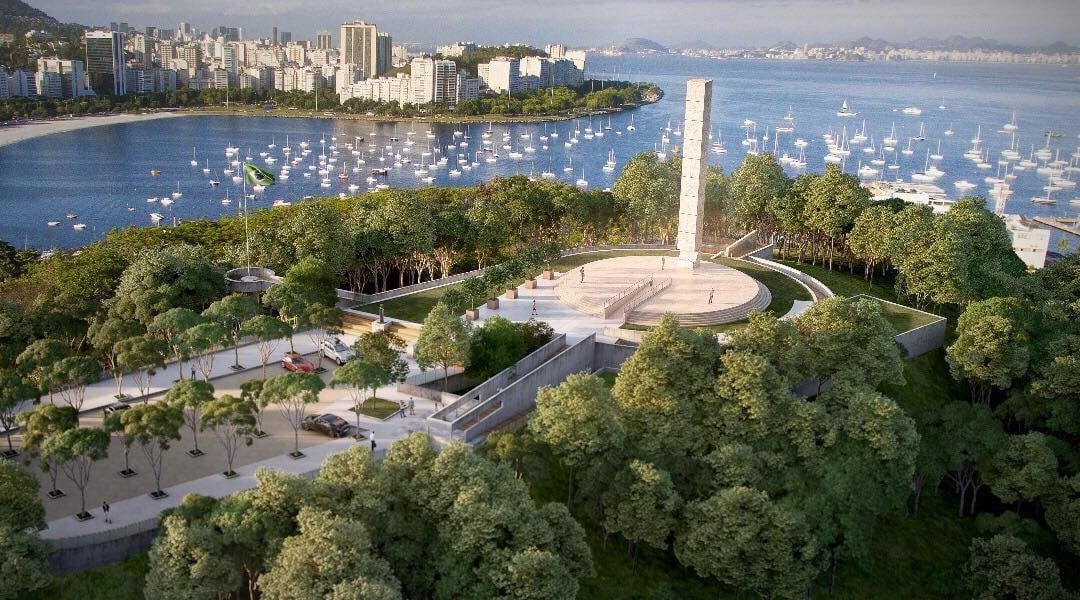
[320,337,355,365]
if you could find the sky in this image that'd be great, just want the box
[28,0,1080,48]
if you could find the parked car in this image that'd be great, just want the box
[320,337,355,365]
[103,401,132,416]
[281,352,316,373]
[301,413,351,438]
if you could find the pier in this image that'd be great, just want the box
[1033,216,1080,237]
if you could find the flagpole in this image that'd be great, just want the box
[243,161,250,268]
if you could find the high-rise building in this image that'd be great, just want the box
[85,31,126,96]
[37,58,87,97]
[279,31,291,45]
[478,57,519,94]
[316,31,332,50]
[271,26,278,45]
[339,20,390,78]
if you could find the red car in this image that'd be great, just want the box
[281,352,315,373]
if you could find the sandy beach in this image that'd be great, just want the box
[0,111,186,148]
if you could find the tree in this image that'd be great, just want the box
[258,507,400,600]
[121,400,184,498]
[301,303,343,369]
[114,334,168,397]
[149,307,205,381]
[730,152,790,239]
[261,372,325,457]
[144,513,242,600]
[676,486,821,599]
[87,314,142,398]
[353,330,409,383]
[530,373,625,505]
[110,244,225,326]
[282,257,340,308]
[928,402,1006,517]
[15,338,69,403]
[45,355,101,414]
[0,371,32,456]
[467,316,527,379]
[201,394,258,477]
[947,297,1031,406]
[17,404,78,497]
[203,294,261,369]
[103,409,138,477]
[263,281,311,332]
[0,459,45,531]
[414,302,471,391]
[42,427,109,518]
[241,315,293,379]
[612,314,722,462]
[612,153,681,243]
[0,526,52,600]
[181,321,228,381]
[802,164,870,270]
[986,432,1058,507]
[331,361,390,434]
[166,378,215,457]
[848,204,896,280]
[793,296,904,393]
[964,534,1067,600]
[603,460,681,568]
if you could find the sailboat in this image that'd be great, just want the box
[911,149,935,182]
[575,168,588,188]
[202,159,211,174]
[837,99,858,117]
[602,149,616,172]
[563,156,573,173]
[626,114,636,132]
[171,182,182,199]
[189,147,198,167]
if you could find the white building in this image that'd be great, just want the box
[341,73,412,104]
[478,57,520,94]
[410,57,460,104]
[436,42,476,57]
[1003,214,1051,269]
[36,58,88,97]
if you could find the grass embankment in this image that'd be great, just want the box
[25,552,148,600]
[361,249,677,323]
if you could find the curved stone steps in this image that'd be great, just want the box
[626,282,771,327]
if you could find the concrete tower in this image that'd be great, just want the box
[676,78,712,268]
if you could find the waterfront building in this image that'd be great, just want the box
[124,67,177,93]
[341,73,412,105]
[85,30,126,96]
[0,68,7,99]
[5,68,35,97]
[36,58,88,98]
[410,57,460,105]
[339,21,391,78]
[1003,215,1050,269]
[519,56,584,89]
[478,57,520,94]
[457,72,480,101]
[335,64,363,95]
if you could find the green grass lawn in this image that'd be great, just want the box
[777,258,901,302]
[873,299,942,334]
[350,397,404,420]
[597,371,618,389]
[359,283,466,323]
[25,552,149,600]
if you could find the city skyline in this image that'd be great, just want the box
[27,0,1080,48]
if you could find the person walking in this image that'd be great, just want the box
[579,266,585,283]
[408,398,415,416]
[661,256,665,270]
[399,400,406,418]
[530,299,538,316]
[190,366,196,381]
[708,289,715,304]
[370,434,376,452]
[102,501,111,524]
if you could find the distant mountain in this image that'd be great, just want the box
[834,35,1079,54]
[0,0,83,36]
[612,37,668,53]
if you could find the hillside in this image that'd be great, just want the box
[0,0,83,36]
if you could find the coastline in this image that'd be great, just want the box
[0,111,185,149]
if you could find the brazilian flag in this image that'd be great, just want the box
[244,163,276,186]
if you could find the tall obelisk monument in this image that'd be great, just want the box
[676,78,712,268]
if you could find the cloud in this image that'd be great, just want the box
[28,0,1080,46]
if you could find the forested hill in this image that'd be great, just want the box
[0,0,82,35]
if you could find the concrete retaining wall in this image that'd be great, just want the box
[895,321,947,358]
[345,268,486,305]
[462,335,597,442]
[592,341,638,371]
[744,244,775,260]
[744,256,833,300]
[49,519,159,575]
[722,230,760,258]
